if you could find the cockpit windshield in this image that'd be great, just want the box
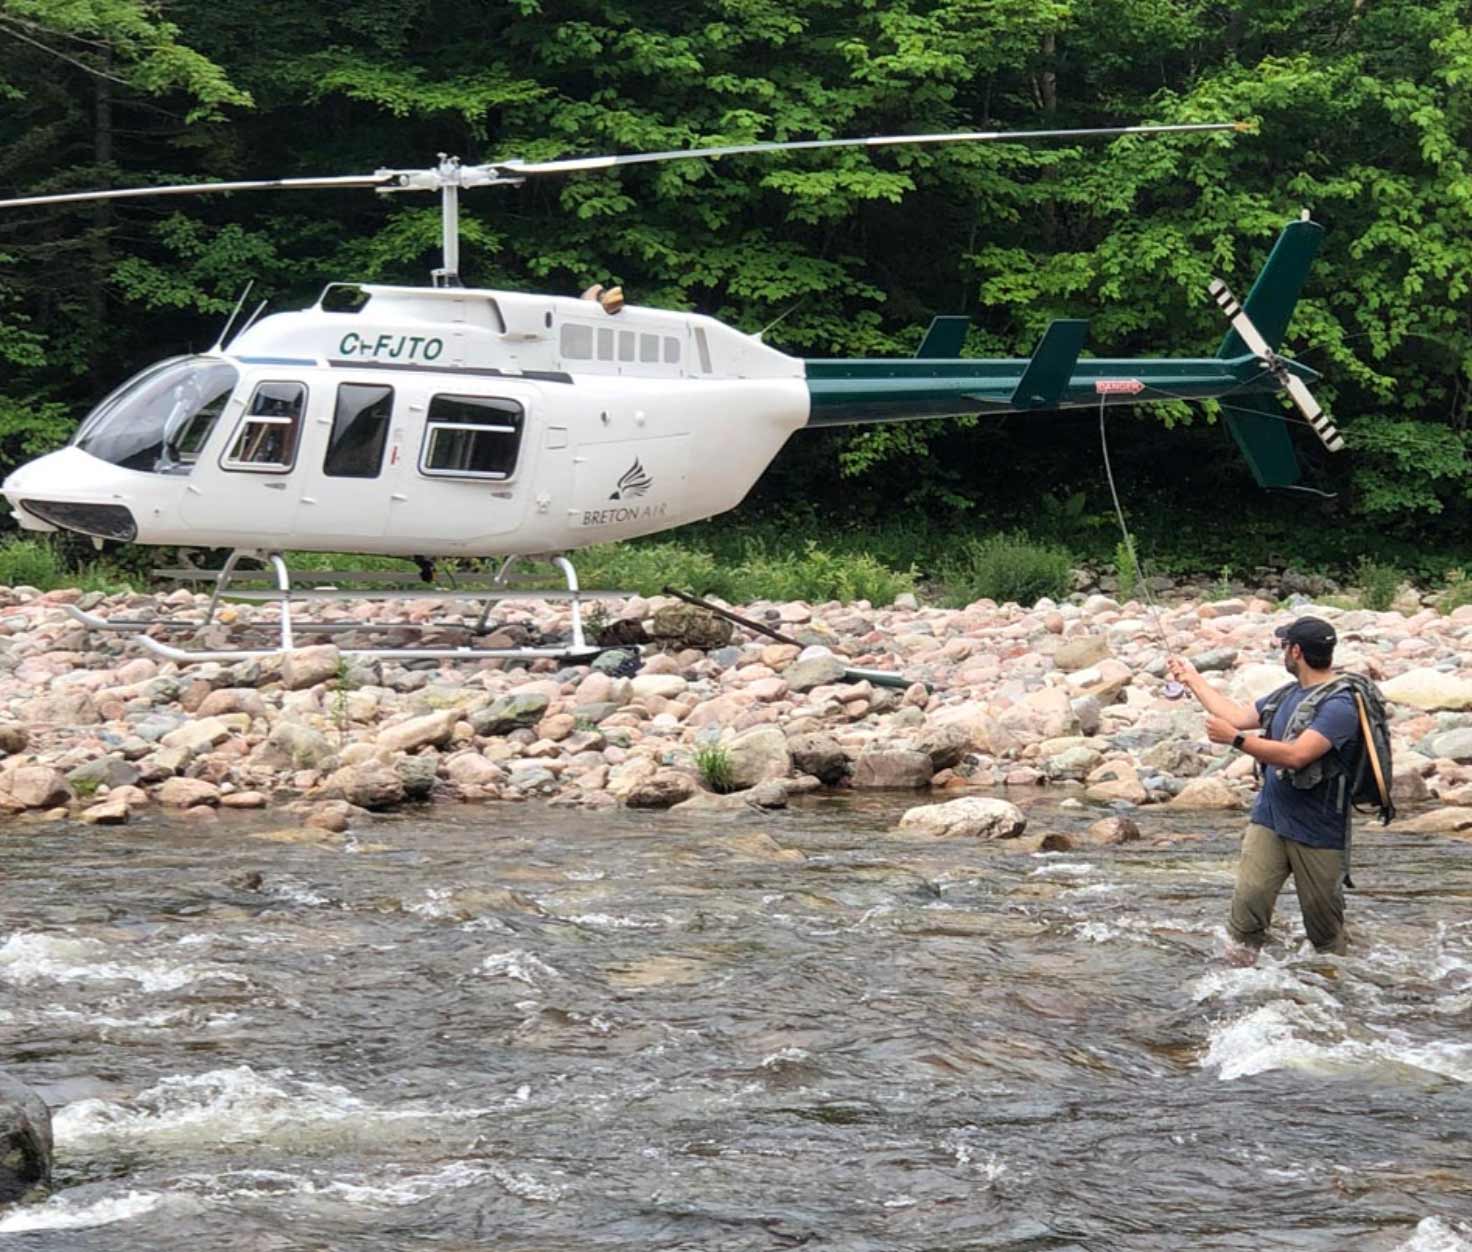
[73,356,239,473]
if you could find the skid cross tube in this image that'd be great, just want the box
[65,549,614,664]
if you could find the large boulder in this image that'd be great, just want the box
[0,1070,52,1204]
[1167,777,1244,810]
[1381,669,1472,712]
[264,721,337,770]
[912,723,972,771]
[376,709,457,754]
[0,767,70,811]
[1053,635,1110,673]
[725,726,792,790]
[1426,728,1472,764]
[997,687,1078,743]
[471,693,550,736]
[927,702,1018,756]
[324,762,406,810]
[784,653,848,693]
[625,769,699,809]
[896,796,1027,839]
[786,732,850,784]
[852,749,934,789]
[281,644,342,692]
[1393,807,1472,835]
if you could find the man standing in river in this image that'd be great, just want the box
[1167,617,1361,963]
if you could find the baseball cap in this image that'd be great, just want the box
[1274,616,1337,649]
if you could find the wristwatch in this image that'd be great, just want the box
[1232,733,1246,751]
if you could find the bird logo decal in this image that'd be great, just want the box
[609,459,653,500]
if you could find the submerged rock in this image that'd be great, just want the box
[0,1070,51,1205]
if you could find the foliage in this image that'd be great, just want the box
[937,532,1073,608]
[1439,569,1472,615]
[0,535,133,590]
[1354,557,1404,612]
[731,541,915,606]
[1113,540,1139,603]
[693,743,736,795]
[0,536,61,588]
[3,0,1472,572]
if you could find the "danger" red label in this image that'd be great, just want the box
[1094,378,1145,395]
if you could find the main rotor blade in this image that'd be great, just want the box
[0,173,398,210]
[492,121,1246,177]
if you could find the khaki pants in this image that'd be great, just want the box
[1228,822,1347,954]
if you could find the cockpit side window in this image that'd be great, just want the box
[222,382,306,472]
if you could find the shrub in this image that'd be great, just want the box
[1355,557,1403,612]
[730,540,915,606]
[571,542,727,598]
[937,532,1073,607]
[0,537,64,589]
[1440,569,1472,615]
[1114,540,1139,602]
[693,743,736,794]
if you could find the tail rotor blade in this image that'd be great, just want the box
[1208,278,1272,360]
[1284,374,1344,451]
[1209,277,1341,454]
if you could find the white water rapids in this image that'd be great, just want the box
[2,796,1469,1248]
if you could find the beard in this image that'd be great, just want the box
[1283,651,1300,678]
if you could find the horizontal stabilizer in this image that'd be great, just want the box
[1011,319,1088,409]
[1223,397,1301,489]
[915,315,970,358]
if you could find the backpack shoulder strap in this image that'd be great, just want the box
[1257,681,1297,739]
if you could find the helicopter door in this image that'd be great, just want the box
[181,380,307,537]
[291,382,396,540]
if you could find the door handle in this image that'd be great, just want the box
[264,482,287,490]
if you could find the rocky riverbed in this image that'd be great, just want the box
[2,583,1472,844]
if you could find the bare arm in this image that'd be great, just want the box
[1167,658,1260,730]
[1203,715,1333,768]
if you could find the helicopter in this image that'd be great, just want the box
[0,123,1337,663]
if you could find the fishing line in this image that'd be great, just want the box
[1097,394,1186,699]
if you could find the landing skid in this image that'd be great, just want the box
[65,550,620,664]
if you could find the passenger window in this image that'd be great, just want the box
[597,328,614,360]
[223,382,305,471]
[421,394,523,479]
[325,384,393,478]
[618,331,636,362]
[664,337,681,365]
[560,323,593,359]
[640,334,659,364]
[694,328,713,373]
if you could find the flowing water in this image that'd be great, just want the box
[2,796,1471,1251]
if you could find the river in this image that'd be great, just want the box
[2,796,1470,1250]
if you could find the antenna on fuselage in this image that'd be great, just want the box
[210,281,254,353]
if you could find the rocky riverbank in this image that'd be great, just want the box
[1,583,1471,845]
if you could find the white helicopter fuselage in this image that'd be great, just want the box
[2,284,810,557]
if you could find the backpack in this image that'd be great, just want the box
[1258,673,1396,827]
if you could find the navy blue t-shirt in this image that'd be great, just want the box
[1250,683,1360,848]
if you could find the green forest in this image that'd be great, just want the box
[2,0,1471,585]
